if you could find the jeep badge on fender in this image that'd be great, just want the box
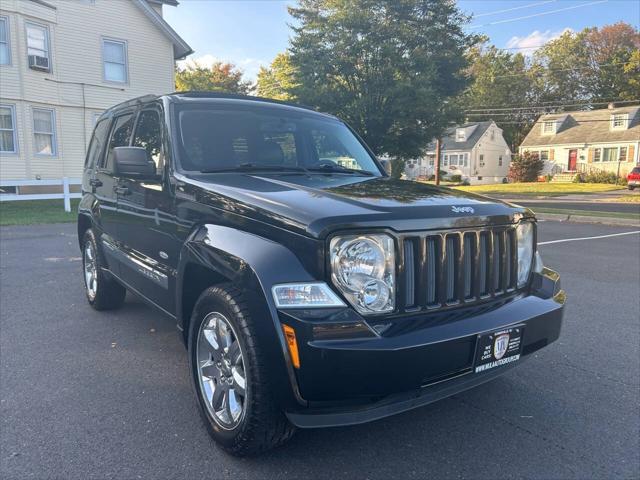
[78,92,564,456]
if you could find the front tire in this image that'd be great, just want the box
[629,185,635,190]
[188,286,295,456]
[82,229,126,311]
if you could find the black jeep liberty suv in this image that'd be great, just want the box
[78,92,565,455]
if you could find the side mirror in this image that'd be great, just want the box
[113,147,156,178]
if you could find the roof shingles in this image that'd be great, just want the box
[520,106,640,147]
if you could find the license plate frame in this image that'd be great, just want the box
[474,325,524,373]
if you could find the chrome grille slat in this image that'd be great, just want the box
[400,226,519,313]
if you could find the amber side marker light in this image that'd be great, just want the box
[282,324,300,369]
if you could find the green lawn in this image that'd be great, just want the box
[453,183,624,196]
[0,199,80,226]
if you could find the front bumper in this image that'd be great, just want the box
[279,269,565,428]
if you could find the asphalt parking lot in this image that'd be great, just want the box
[1,221,639,479]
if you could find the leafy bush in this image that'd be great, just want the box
[584,171,621,184]
[508,151,544,182]
[572,173,585,183]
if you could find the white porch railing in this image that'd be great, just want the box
[0,178,82,212]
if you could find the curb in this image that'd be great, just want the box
[537,213,640,227]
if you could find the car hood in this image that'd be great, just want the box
[180,173,531,238]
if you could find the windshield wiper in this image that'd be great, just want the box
[307,164,376,176]
[200,163,309,174]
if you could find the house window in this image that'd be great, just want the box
[0,104,17,153]
[26,22,50,70]
[540,151,549,162]
[428,154,435,166]
[450,154,459,166]
[32,108,56,155]
[103,39,128,83]
[498,155,502,166]
[455,129,465,142]
[0,16,10,65]
[619,147,627,162]
[542,121,555,134]
[602,147,617,162]
[593,148,601,162]
[611,114,626,130]
[443,154,448,166]
[490,129,495,141]
[479,154,484,167]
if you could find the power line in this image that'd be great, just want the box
[468,0,608,29]
[485,61,628,79]
[465,97,633,110]
[465,100,640,113]
[466,113,631,120]
[471,1,556,19]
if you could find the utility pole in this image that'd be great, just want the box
[435,138,441,186]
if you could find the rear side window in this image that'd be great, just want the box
[132,109,163,174]
[103,113,134,170]
[85,118,110,168]
[632,167,640,174]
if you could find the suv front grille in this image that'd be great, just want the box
[400,226,518,312]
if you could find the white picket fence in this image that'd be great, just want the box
[0,178,82,212]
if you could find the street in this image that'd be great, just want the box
[1,221,639,479]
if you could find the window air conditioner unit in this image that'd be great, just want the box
[28,55,50,71]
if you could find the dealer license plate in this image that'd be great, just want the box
[474,326,524,373]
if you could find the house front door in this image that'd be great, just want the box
[568,150,578,171]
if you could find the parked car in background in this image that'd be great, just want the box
[627,166,640,190]
[78,92,565,456]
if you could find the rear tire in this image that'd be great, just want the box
[188,285,295,456]
[82,229,126,311]
[629,185,635,190]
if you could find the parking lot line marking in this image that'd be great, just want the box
[539,230,640,246]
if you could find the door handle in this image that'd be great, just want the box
[89,178,103,187]
[114,185,131,196]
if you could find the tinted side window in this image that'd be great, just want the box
[103,113,134,170]
[85,119,110,168]
[132,110,163,174]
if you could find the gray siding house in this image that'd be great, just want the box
[405,121,512,185]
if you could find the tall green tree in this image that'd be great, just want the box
[462,43,537,148]
[255,53,299,101]
[532,22,639,104]
[175,61,252,94]
[287,0,476,162]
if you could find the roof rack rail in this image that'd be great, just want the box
[102,94,160,115]
[169,91,320,113]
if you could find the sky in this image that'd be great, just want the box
[164,0,640,81]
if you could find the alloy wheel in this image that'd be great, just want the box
[83,242,98,301]
[196,312,247,430]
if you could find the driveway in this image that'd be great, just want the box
[1,222,639,479]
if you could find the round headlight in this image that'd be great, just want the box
[330,235,395,314]
[359,278,391,311]
[333,238,385,290]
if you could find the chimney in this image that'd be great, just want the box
[607,102,616,110]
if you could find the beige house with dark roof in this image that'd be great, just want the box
[519,105,640,178]
[0,0,191,181]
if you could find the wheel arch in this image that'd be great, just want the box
[176,224,316,407]
[77,213,92,249]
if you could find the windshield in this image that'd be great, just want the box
[174,105,382,176]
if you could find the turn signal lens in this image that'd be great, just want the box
[282,324,300,369]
